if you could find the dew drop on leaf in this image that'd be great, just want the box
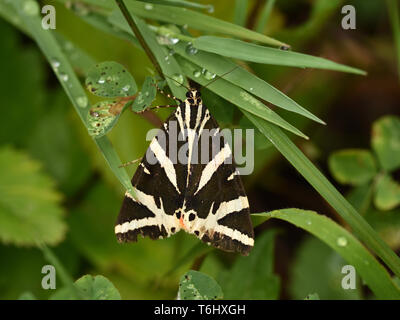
[144,3,154,10]
[336,237,348,247]
[185,43,198,55]
[23,0,40,16]
[76,96,88,108]
[193,70,201,78]
[60,73,69,82]
[202,69,216,80]
[172,73,184,86]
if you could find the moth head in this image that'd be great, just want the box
[186,89,202,105]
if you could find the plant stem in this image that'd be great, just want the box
[115,0,164,77]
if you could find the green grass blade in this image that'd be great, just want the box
[12,0,135,197]
[252,209,400,299]
[234,0,249,26]
[244,111,400,278]
[136,0,214,12]
[171,42,324,124]
[193,36,367,75]
[176,56,309,139]
[386,0,400,82]
[255,0,276,33]
[124,0,288,47]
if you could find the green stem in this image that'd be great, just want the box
[386,0,400,82]
[115,0,164,76]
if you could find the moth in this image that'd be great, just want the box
[115,87,254,255]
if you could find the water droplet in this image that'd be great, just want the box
[121,85,130,92]
[249,87,254,92]
[207,5,214,13]
[279,45,291,51]
[172,73,184,86]
[50,58,60,70]
[60,73,69,82]
[157,35,179,45]
[144,3,154,10]
[23,0,39,16]
[306,220,312,226]
[185,43,198,55]
[337,237,348,247]
[193,70,201,78]
[76,96,88,108]
[98,78,105,84]
[202,69,216,80]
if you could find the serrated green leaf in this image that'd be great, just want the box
[0,146,66,246]
[178,270,223,300]
[85,61,137,98]
[218,230,280,299]
[193,36,366,75]
[328,149,377,186]
[374,174,400,211]
[371,115,400,172]
[252,209,400,299]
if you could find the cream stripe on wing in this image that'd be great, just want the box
[149,138,180,193]
[194,143,232,195]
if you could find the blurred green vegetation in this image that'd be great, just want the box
[0,0,399,300]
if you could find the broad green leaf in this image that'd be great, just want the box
[290,237,360,299]
[374,174,400,211]
[178,270,223,300]
[50,275,121,300]
[124,1,287,47]
[85,61,137,98]
[171,41,324,124]
[175,55,309,139]
[0,146,66,246]
[87,99,132,137]
[371,115,400,172]
[304,293,320,300]
[253,209,400,299]
[193,36,366,75]
[328,149,377,186]
[131,76,157,112]
[218,230,280,299]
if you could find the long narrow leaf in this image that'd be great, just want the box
[252,209,400,299]
[193,36,367,75]
[255,0,276,33]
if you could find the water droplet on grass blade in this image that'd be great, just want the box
[185,43,198,55]
[50,59,60,70]
[76,96,88,108]
[60,73,69,82]
[172,74,184,86]
[337,237,348,247]
[193,70,201,78]
[202,69,216,80]
[145,3,154,10]
[23,0,40,16]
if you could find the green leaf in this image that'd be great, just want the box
[193,36,366,75]
[0,146,66,246]
[85,61,137,98]
[50,275,121,300]
[374,174,400,211]
[244,112,400,279]
[291,237,360,299]
[347,183,373,215]
[131,76,157,112]
[255,0,276,33]
[234,0,248,27]
[178,270,223,300]
[136,0,214,12]
[371,115,400,172]
[386,0,400,81]
[87,99,131,137]
[253,209,400,299]
[18,292,37,300]
[125,1,288,47]
[304,293,320,300]
[175,56,309,139]
[328,149,377,186]
[171,41,324,124]
[218,230,280,299]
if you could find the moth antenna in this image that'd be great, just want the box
[203,66,240,88]
[153,80,183,104]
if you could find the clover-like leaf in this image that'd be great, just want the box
[85,61,137,98]
[371,116,400,172]
[131,76,157,112]
[178,270,223,300]
[87,99,132,137]
[328,149,377,186]
[50,275,121,300]
[374,174,400,211]
[0,146,66,246]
